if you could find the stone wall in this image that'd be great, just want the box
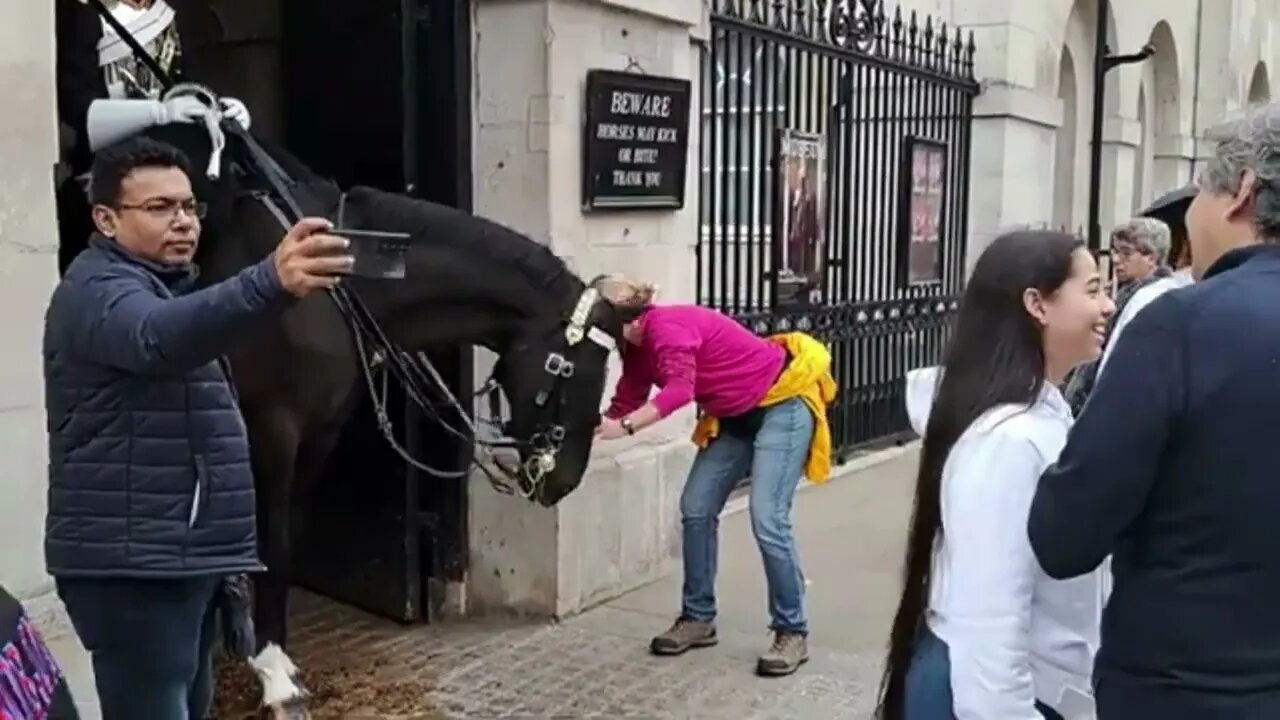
[466,0,705,617]
[0,0,61,617]
[905,0,1262,264]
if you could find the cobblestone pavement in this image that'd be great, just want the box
[289,591,883,719]
[284,451,915,718]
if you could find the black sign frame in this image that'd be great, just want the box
[896,135,948,288]
[581,69,691,211]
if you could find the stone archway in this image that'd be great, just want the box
[1057,0,1120,232]
[1133,82,1152,213]
[1145,20,1183,202]
[1054,45,1080,232]
[1249,62,1271,105]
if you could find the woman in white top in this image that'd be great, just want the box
[875,231,1115,720]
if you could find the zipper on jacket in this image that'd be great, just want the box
[190,454,211,528]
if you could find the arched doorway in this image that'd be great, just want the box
[1146,20,1183,204]
[1054,47,1079,231]
[1249,62,1271,106]
[1133,83,1152,214]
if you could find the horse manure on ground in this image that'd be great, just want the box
[213,651,444,719]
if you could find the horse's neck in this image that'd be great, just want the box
[354,251,583,355]
[205,174,585,357]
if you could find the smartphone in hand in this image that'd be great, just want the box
[329,229,412,279]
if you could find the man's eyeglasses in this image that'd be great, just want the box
[116,199,207,221]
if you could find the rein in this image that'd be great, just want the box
[88,1,618,498]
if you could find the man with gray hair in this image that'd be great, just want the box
[1110,216,1172,291]
[1028,102,1280,718]
[1063,216,1174,415]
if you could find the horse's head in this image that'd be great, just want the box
[494,287,624,506]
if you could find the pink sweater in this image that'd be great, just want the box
[604,304,786,420]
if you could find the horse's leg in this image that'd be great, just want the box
[289,421,348,560]
[241,406,311,716]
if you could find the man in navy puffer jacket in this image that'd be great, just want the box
[43,136,352,720]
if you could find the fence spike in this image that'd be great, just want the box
[891,5,904,59]
[794,0,808,38]
[966,30,977,76]
[938,22,951,70]
[908,11,919,63]
[872,0,887,52]
[952,28,965,76]
[922,16,934,68]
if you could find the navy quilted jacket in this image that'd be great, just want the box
[43,235,290,577]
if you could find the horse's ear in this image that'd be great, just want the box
[587,274,610,288]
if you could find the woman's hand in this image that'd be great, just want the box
[595,418,629,440]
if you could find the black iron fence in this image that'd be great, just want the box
[698,0,979,462]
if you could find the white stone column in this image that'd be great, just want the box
[466,0,704,617]
[1099,114,1141,231]
[0,0,62,617]
[958,17,1066,274]
[966,82,1063,271]
[1152,133,1197,196]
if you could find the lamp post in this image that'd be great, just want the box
[1087,0,1155,252]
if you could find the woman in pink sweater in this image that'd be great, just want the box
[593,275,815,677]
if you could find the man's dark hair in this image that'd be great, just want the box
[88,137,192,207]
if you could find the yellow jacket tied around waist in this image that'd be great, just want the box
[691,332,838,483]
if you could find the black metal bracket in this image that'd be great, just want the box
[1102,42,1156,74]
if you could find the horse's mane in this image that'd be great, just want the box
[248,136,585,307]
[343,185,582,303]
[149,123,584,307]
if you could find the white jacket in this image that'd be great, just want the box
[905,367,1104,720]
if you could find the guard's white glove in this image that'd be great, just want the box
[156,95,217,125]
[87,96,214,151]
[218,97,252,131]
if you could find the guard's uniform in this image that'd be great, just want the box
[55,0,187,275]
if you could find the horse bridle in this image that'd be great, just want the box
[248,180,618,499]
[347,280,618,499]
[87,4,623,497]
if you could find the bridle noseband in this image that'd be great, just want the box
[486,286,618,493]
[350,283,619,499]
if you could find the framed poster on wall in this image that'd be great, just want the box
[772,128,828,307]
[897,136,947,287]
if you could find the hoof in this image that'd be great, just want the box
[261,695,311,720]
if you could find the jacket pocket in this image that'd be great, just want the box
[189,455,212,528]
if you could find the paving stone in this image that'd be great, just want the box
[284,588,883,719]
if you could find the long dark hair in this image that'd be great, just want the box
[875,230,1085,719]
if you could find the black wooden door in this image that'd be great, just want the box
[280,0,472,623]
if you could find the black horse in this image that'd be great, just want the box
[85,119,622,712]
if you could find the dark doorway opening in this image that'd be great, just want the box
[279,0,473,623]
[186,0,474,623]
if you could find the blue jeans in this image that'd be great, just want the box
[56,576,221,720]
[680,396,813,634]
[906,628,1064,720]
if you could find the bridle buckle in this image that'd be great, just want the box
[544,353,575,378]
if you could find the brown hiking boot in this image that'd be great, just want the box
[756,631,808,676]
[649,618,718,655]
